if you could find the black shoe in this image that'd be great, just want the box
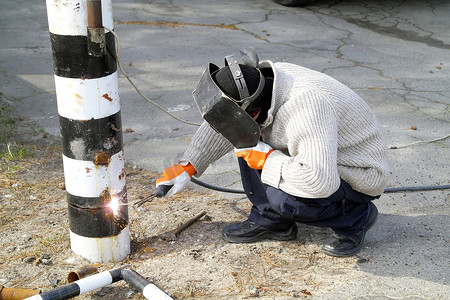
[322,203,378,257]
[221,220,298,243]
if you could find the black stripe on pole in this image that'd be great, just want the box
[121,269,148,293]
[68,195,129,238]
[50,32,117,78]
[37,283,80,300]
[67,187,127,209]
[60,112,123,161]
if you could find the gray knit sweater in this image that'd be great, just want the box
[181,61,389,198]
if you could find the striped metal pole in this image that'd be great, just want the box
[24,266,126,300]
[45,0,130,262]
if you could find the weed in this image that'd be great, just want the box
[0,101,36,170]
[0,142,35,163]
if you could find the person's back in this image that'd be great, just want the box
[259,61,388,198]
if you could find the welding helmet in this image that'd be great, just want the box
[192,50,265,148]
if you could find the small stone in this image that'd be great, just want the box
[41,258,53,265]
[47,275,60,288]
[41,254,51,259]
[23,256,37,264]
[64,257,76,264]
[125,290,135,298]
[97,286,113,296]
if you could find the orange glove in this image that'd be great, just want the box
[156,163,196,197]
[234,141,273,170]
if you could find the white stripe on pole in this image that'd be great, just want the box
[70,225,130,263]
[101,0,114,30]
[143,284,174,300]
[55,74,121,120]
[63,150,126,198]
[77,270,113,295]
[46,0,114,36]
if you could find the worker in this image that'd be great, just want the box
[156,50,389,257]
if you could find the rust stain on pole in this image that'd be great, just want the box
[102,93,113,102]
[94,151,111,166]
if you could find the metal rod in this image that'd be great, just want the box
[87,0,103,28]
[173,211,206,236]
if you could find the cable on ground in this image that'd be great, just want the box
[388,132,450,149]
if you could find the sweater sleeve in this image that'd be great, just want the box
[261,93,341,198]
[180,121,234,176]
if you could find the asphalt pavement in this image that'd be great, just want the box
[1,0,449,298]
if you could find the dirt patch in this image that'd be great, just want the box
[0,99,359,299]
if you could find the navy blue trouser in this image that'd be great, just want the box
[239,158,377,235]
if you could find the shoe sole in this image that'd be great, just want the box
[322,203,378,257]
[221,225,298,243]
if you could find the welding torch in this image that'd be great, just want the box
[134,185,171,207]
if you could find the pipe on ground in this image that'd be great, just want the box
[67,265,99,283]
[0,286,40,300]
[121,268,173,300]
[23,266,126,300]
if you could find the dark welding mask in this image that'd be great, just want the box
[192,53,265,148]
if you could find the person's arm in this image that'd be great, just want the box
[156,121,234,197]
[180,121,234,176]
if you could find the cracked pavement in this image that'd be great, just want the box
[1,0,449,298]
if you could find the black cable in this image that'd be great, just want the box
[191,178,450,195]
[190,177,245,194]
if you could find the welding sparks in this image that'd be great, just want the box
[107,196,120,216]
[106,195,130,216]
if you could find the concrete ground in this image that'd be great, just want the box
[1,0,449,299]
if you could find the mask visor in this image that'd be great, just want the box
[193,64,260,148]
